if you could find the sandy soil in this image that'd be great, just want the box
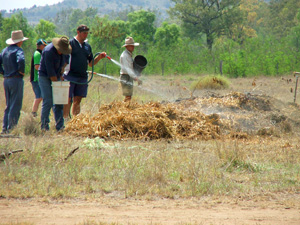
[1,196,300,225]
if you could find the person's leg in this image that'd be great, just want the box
[63,97,72,119]
[53,104,64,131]
[72,96,83,115]
[120,74,133,102]
[2,79,10,132]
[32,98,42,117]
[39,76,53,131]
[31,81,42,116]
[7,78,24,130]
[72,80,88,116]
[63,81,75,119]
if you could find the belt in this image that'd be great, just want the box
[4,75,23,79]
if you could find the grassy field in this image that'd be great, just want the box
[0,74,300,224]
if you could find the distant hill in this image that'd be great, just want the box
[1,0,172,24]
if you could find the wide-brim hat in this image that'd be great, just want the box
[6,30,29,45]
[52,36,72,55]
[122,37,139,47]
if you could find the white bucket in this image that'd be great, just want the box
[51,81,70,105]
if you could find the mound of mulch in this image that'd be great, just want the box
[64,101,221,140]
[192,92,272,111]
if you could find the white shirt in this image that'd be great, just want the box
[120,49,136,78]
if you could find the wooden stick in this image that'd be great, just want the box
[64,147,80,161]
[0,150,23,161]
[294,76,299,103]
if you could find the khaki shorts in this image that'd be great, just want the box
[120,74,133,96]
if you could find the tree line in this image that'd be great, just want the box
[1,0,300,77]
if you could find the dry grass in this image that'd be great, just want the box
[0,75,300,224]
[191,75,230,91]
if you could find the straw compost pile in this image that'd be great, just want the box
[65,101,221,140]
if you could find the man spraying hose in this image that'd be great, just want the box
[63,25,106,119]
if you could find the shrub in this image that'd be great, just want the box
[191,75,230,90]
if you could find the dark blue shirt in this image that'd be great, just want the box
[0,44,25,77]
[64,38,93,79]
[39,43,65,79]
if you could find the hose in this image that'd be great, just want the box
[67,52,102,85]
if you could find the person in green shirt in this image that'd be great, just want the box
[30,39,47,117]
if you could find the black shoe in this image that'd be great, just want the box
[1,130,8,135]
[31,112,38,117]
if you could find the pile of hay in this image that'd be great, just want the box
[194,92,248,108]
[64,101,221,140]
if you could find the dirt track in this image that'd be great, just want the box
[1,196,300,225]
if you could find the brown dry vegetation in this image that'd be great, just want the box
[0,74,300,225]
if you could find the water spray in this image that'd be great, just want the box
[90,71,167,98]
[104,53,122,68]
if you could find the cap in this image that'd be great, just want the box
[77,25,90,33]
[36,39,47,46]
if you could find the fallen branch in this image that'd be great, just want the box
[0,150,23,161]
[64,147,80,161]
[0,134,21,138]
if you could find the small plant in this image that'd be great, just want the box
[20,113,41,136]
[191,75,230,91]
[82,137,115,150]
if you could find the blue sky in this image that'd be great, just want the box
[1,0,62,11]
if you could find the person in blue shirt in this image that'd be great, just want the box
[0,30,28,134]
[63,25,106,120]
[39,36,72,131]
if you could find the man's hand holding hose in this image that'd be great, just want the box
[89,52,106,66]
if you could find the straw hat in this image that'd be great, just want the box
[122,37,139,47]
[6,30,29,45]
[52,36,72,55]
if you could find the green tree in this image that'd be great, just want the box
[224,0,265,44]
[89,16,129,75]
[169,0,242,49]
[267,0,300,38]
[289,9,300,66]
[154,22,181,48]
[53,9,73,36]
[0,12,35,49]
[35,19,57,41]
[127,10,156,46]
[54,7,98,37]
[0,12,3,32]
[91,16,128,51]
[0,12,35,74]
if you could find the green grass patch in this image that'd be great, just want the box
[191,75,230,90]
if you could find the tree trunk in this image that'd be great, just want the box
[206,32,213,50]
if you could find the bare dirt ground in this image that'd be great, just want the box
[1,75,300,225]
[1,195,300,225]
